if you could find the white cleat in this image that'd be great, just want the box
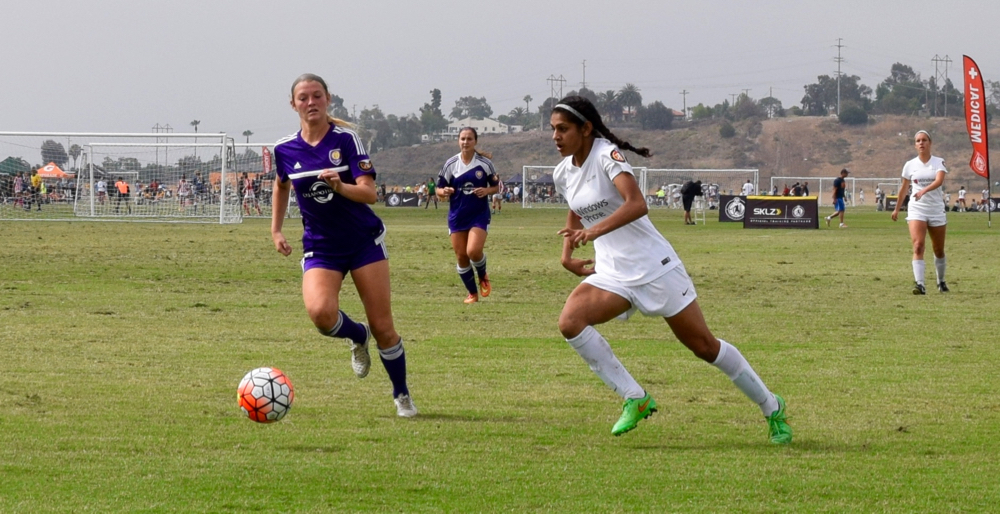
[394,394,418,418]
[350,323,371,378]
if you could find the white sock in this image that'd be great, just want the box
[912,260,925,285]
[566,326,645,400]
[934,257,946,284]
[712,340,778,417]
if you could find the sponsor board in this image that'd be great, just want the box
[385,192,420,207]
[719,195,745,222]
[743,196,818,229]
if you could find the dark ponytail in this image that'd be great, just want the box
[552,96,652,158]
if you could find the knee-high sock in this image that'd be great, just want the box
[472,255,488,281]
[934,257,946,284]
[711,340,779,417]
[566,326,644,400]
[458,265,478,295]
[319,310,368,345]
[379,338,409,398]
[912,259,926,285]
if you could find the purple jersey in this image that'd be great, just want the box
[274,125,383,256]
[438,153,498,232]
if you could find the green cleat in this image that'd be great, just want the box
[612,393,657,436]
[766,394,793,445]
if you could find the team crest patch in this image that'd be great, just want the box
[476,170,484,179]
[329,149,342,166]
[610,149,627,163]
[358,159,373,171]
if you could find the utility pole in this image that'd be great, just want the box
[944,55,952,117]
[581,60,587,90]
[729,93,737,106]
[835,38,845,116]
[741,88,751,99]
[547,74,566,101]
[679,90,688,119]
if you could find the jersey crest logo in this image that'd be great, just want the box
[476,170,484,179]
[610,149,627,163]
[329,149,342,166]
[358,159,373,171]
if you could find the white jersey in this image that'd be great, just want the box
[741,182,754,196]
[553,138,680,286]
[901,155,948,216]
[958,188,966,200]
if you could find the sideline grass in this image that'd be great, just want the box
[1,206,999,512]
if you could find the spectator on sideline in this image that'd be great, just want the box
[436,127,500,304]
[13,171,26,209]
[681,179,702,225]
[825,168,849,228]
[802,181,810,196]
[892,130,949,295]
[30,169,42,211]
[782,184,790,196]
[549,95,791,442]
[177,175,193,212]
[741,179,754,196]
[270,73,416,417]
[492,178,504,214]
[424,178,437,209]
[957,185,967,211]
[241,172,262,216]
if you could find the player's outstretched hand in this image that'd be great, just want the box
[272,232,292,256]
[557,227,592,249]
[561,257,595,277]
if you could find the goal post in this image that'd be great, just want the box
[0,131,240,223]
[644,169,758,209]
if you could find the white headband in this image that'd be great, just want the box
[555,103,588,123]
[915,130,931,140]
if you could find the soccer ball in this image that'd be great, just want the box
[237,367,294,423]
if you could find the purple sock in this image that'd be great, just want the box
[379,339,409,398]
[458,266,478,295]
[322,310,367,345]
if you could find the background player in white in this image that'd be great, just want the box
[271,73,416,417]
[957,185,967,211]
[741,179,754,196]
[549,96,791,443]
[892,130,949,294]
[437,128,499,304]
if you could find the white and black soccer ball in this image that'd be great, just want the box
[237,367,294,423]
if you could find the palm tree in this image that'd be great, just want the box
[617,84,642,119]
[598,90,622,123]
[190,120,200,159]
[508,107,527,124]
[242,130,254,143]
[523,94,532,113]
[68,144,82,171]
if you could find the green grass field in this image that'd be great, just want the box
[2,206,999,512]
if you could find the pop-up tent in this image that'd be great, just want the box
[36,162,72,178]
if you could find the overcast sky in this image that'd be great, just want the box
[3,0,997,144]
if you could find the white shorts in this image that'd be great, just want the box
[906,211,947,227]
[583,264,697,320]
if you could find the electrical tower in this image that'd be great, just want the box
[933,54,953,117]
[547,74,566,101]
[834,38,845,116]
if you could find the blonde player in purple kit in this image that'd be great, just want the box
[270,73,416,418]
[437,127,500,304]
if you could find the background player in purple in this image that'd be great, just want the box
[270,73,416,417]
[437,127,500,304]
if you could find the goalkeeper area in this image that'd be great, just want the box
[517,166,757,210]
[0,132,248,223]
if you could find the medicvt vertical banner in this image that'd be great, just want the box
[963,55,991,225]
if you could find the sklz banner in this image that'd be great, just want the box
[963,56,990,179]
[743,196,819,229]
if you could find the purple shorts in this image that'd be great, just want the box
[301,231,388,274]
[448,212,491,234]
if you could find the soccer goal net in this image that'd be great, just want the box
[643,169,758,209]
[0,132,241,223]
[770,176,901,207]
[230,143,301,219]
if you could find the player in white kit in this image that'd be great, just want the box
[892,130,949,294]
[549,96,791,443]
